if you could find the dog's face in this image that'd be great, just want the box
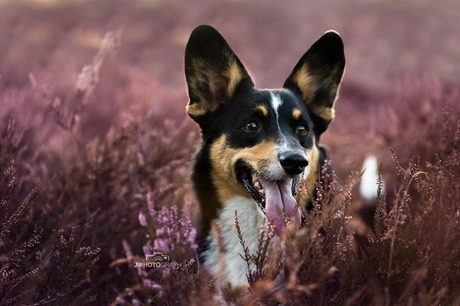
[185,25,345,235]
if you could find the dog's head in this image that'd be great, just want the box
[185,25,345,235]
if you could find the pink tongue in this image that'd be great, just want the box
[259,177,301,236]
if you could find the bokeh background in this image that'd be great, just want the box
[1,0,459,305]
[2,0,460,171]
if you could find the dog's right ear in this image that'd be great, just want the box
[185,25,253,122]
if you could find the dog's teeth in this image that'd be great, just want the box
[254,180,262,191]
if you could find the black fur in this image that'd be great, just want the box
[284,31,345,139]
[185,25,345,260]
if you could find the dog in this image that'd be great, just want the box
[184,25,345,287]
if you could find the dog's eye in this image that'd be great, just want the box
[243,120,259,132]
[295,124,308,135]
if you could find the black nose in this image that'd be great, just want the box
[279,152,308,176]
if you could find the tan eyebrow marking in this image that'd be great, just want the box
[293,108,302,120]
[255,105,268,117]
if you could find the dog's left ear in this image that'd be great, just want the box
[185,25,253,122]
[284,31,345,137]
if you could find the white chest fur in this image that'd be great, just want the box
[202,196,267,287]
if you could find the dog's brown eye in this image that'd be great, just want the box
[296,124,308,135]
[243,120,259,132]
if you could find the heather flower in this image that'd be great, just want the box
[0,3,459,304]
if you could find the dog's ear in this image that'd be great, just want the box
[284,31,345,137]
[185,25,253,122]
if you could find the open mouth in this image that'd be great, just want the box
[236,162,301,236]
[236,163,266,209]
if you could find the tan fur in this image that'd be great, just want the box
[292,64,314,102]
[293,108,302,120]
[296,140,320,207]
[210,134,320,207]
[312,105,335,121]
[186,57,246,118]
[226,60,245,98]
[209,135,278,203]
[306,144,320,197]
[291,64,340,122]
[186,102,208,117]
[255,105,269,117]
[186,58,214,117]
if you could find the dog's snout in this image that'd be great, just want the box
[279,152,308,176]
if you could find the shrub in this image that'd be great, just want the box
[0,26,459,306]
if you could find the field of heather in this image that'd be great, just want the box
[1,1,459,305]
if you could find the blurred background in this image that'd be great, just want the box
[1,0,459,171]
[2,0,460,88]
